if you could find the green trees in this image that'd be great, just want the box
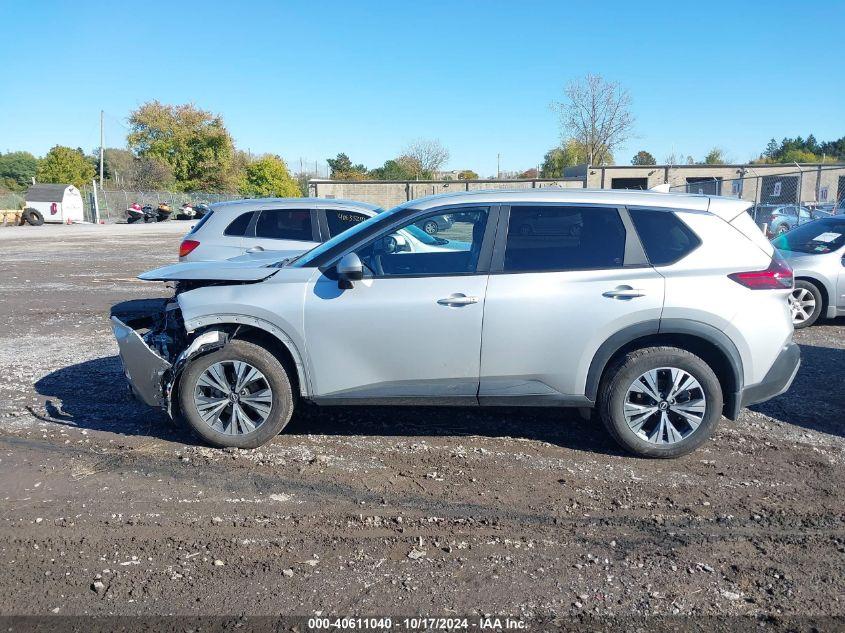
[0,151,38,190]
[239,155,299,197]
[757,135,845,163]
[36,146,96,188]
[127,101,235,191]
[457,169,479,180]
[103,148,174,190]
[369,157,421,180]
[631,150,656,166]
[703,148,727,165]
[327,153,369,180]
[540,139,606,177]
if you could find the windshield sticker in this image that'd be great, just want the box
[813,232,842,243]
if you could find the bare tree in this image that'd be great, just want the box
[552,74,634,166]
[401,139,450,178]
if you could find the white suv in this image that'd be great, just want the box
[113,189,800,458]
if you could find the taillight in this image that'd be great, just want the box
[728,252,793,289]
[50,202,58,215]
[179,239,200,258]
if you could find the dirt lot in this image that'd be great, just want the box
[0,223,843,626]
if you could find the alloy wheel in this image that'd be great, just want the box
[789,287,816,324]
[193,360,273,435]
[624,367,706,445]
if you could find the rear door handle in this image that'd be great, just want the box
[602,286,645,300]
[246,246,265,253]
[437,293,479,307]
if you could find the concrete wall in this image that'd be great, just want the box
[309,178,584,209]
[309,164,845,209]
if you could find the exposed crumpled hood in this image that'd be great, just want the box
[139,248,310,282]
[138,259,281,282]
[224,248,307,264]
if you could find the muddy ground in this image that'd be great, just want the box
[0,223,843,625]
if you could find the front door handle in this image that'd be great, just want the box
[602,286,645,300]
[437,293,479,307]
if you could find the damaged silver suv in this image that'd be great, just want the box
[112,189,799,458]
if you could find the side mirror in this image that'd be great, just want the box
[336,252,363,288]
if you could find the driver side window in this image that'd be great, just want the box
[354,207,489,277]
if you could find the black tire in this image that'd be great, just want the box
[23,208,44,226]
[776,224,790,236]
[598,346,723,459]
[791,280,823,329]
[422,220,439,234]
[178,340,294,449]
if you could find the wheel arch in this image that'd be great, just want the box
[586,320,744,420]
[183,315,310,397]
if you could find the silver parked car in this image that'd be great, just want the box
[760,205,815,237]
[112,189,799,458]
[772,217,845,328]
[178,198,382,262]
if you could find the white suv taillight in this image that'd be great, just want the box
[728,251,793,290]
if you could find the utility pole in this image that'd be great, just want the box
[497,153,500,179]
[99,110,104,188]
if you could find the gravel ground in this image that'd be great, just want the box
[0,223,843,626]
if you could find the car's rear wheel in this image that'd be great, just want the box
[776,224,790,236]
[598,346,723,458]
[790,280,822,329]
[178,340,293,448]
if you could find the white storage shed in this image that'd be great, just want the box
[25,184,85,224]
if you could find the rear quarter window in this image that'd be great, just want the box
[629,208,701,266]
[325,209,370,238]
[223,211,255,237]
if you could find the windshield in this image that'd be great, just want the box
[291,205,413,267]
[772,219,845,254]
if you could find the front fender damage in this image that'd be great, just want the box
[111,298,228,416]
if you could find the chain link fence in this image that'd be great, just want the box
[80,187,245,223]
[669,166,845,236]
[0,191,25,210]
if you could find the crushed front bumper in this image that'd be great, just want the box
[111,316,172,408]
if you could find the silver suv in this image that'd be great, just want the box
[112,189,800,458]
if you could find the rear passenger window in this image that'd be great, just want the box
[629,208,701,265]
[503,206,626,272]
[255,209,313,241]
[223,212,253,237]
[326,210,369,238]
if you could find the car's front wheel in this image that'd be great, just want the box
[178,340,293,448]
[598,346,723,458]
[790,280,822,329]
[776,224,790,236]
[422,220,439,234]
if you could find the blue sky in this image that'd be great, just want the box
[1,1,842,176]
